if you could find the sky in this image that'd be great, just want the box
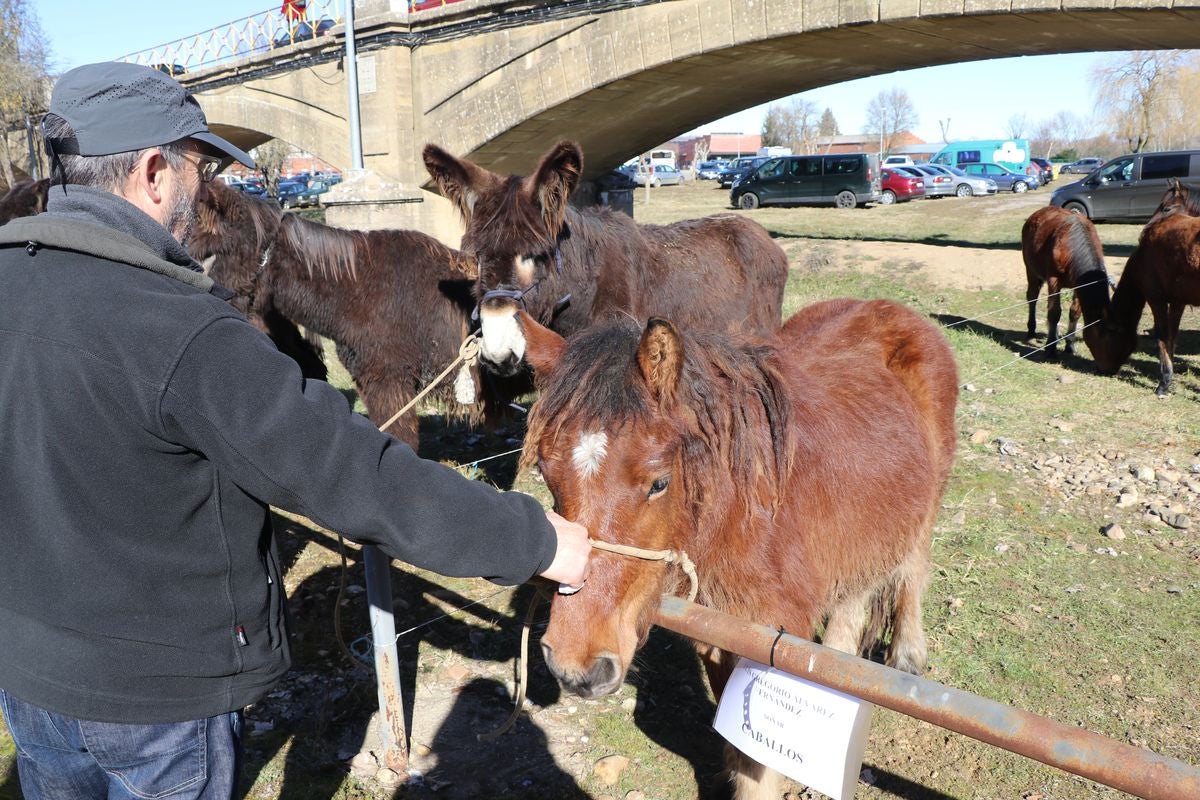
[33,1,1124,145]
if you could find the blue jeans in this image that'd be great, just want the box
[1,689,243,799]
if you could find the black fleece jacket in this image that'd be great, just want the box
[0,187,557,724]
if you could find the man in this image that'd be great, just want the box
[0,62,589,799]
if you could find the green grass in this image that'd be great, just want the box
[2,184,1197,799]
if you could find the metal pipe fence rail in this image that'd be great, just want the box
[654,595,1200,800]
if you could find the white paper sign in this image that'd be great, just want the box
[713,657,873,800]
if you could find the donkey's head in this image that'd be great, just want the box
[423,141,582,376]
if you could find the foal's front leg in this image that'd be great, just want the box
[1064,294,1083,357]
[1151,300,1187,396]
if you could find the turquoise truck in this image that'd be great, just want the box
[929,139,1032,175]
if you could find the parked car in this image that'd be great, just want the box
[696,161,725,180]
[883,155,915,167]
[909,164,957,198]
[632,164,685,187]
[1050,149,1200,222]
[227,178,267,198]
[730,153,882,209]
[275,179,324,209]
[718,157,770,189]
[1030,157,1054,185]
[1059,157,1104,175]
[879,168,925,204]
[942,165,998,197]
[958,162,1039,193]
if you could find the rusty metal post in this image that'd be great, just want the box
[364,546,409,774]
[654,596,1200,800]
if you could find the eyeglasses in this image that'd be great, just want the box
[181,151,227,183]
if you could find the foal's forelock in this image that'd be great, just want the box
[523,324,794,530]
[466,177,560,276]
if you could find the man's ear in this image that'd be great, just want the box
[129,149,170,207]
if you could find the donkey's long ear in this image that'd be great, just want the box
[517,310,566,382]
[636,318,682,408]
[527,141,582,235]
[422,143,492,222]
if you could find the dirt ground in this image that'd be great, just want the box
[797,238,1127,291]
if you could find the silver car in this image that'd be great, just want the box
[909,164,958,198]
[943,165,998,197]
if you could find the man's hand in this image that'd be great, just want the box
[537,511,590,588]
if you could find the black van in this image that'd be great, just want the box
[730,153,882,209]
[1049,150,1200,222]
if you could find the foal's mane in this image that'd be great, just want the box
[1061,213,1110,310]
[280,213,361,282]
[523,321,793,525]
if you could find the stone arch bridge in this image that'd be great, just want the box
[14,0,1200,238]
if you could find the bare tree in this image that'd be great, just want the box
[692,138,710,166]
[1091,50,1183,153]
[938,118,952,145]
[865,87,918,156]
[0,0,52,187]
[1005,113,1028,140]
[762,98,820,154]
[251,140,291,198]
[1029,111,1088,160]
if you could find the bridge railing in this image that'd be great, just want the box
[118,0,472,77]
[118,0,346,77]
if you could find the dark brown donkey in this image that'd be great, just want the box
[0,179,49,225]
[191,182,488,446]
[519,298,958,800]
[422,141,788,376]
[1021,205,1116,367]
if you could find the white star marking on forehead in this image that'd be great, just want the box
[572,432,608,479]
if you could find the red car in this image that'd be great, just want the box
[879,168,926,204]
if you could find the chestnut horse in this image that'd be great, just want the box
[519,298,958,799]
[1103,179,1200,395]
[1021,205,1116,366]
[0,179,49,225]
[191,181,490,446]
[422,140,788,376]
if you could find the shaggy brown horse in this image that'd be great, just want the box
[0,179,49,225]
[1104,180,1200,396]
[422,141,788,376]
[519,298,958,799]
[191,181,488,446]
[1021,205,1115,366]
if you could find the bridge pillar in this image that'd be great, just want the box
[322,169,464,246]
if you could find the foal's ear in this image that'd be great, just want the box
[527,141,583,235]
[636,318,682,407]
[422,143,492,222]
[516,310,566,381]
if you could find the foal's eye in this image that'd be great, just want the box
[648,475,670,499]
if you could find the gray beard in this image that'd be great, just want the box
[164,182,197,245]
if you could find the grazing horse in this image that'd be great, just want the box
[519,298,958,799]
[422,140,788,376]
[1104,182,1200,396]
[191,181,488,446]
[0,179,49,225]
[1021,205,1115,366]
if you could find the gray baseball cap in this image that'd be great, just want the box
[46,61,255,169]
